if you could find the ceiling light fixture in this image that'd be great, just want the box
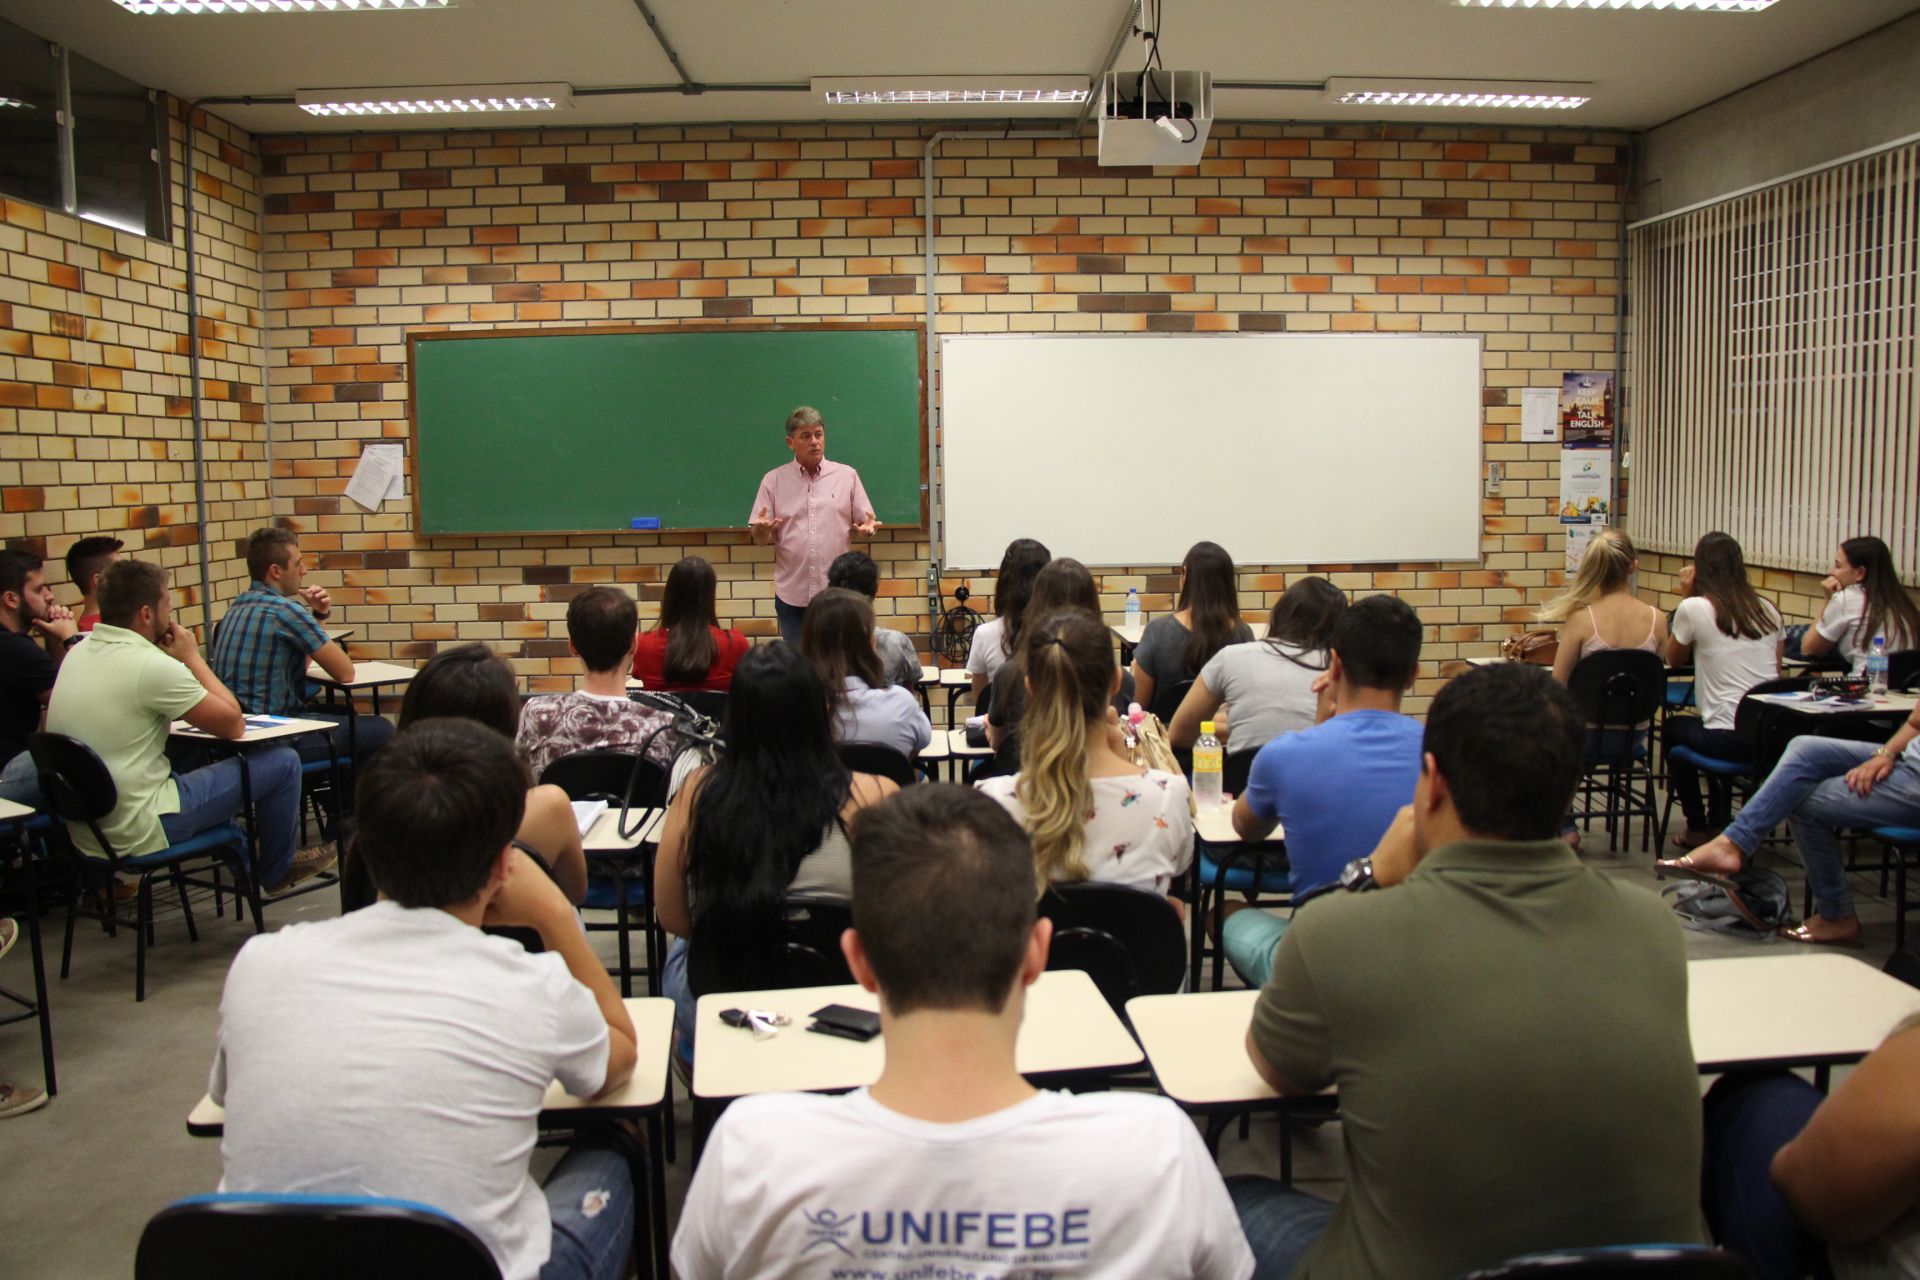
[113,0,451,13]
[1326,78,1591,109]
[813,77,1089,106]
[1449,0,1777,10]
[295,84,569,116]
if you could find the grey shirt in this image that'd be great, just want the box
[1198,640,1327,755]
[1133,615,1255,708]
[873,626,921,690]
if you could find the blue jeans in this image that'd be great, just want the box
[541,1141,636,1280]
[160,747,301,887]
[1227,1176,1338,1279]
[292,711,395,767]
[1223,909,1289,989]
[1722,736,1920,921]
[0,750,41,809]
[1701,1072,1831,1280]
[662,937,695,1069]
[775,597,807,648]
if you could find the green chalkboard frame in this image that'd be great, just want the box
[405,321,928,536]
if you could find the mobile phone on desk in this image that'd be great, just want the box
[807,1003,881,1041]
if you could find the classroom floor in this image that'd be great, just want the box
[0,812,1907,1279]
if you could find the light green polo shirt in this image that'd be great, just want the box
[45,624,210,859]
[1253,838,1705,1280]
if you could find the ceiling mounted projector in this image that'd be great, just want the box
[1097,69,1212,167]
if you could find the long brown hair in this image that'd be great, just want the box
[1014,610,1115,891]
[1177,541,1244,672]
[1018,558,1100,645]
[659,556,720,685]
[798,587,884,724]
[1263,577,1345,665]
[992,538,1052,659]
[1692,532,1779,640]
[1840,536,1920,655]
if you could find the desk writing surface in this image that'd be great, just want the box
[306,660,417,687]
[583,808,660,852]
[1112,623,1145,647]
[1689,954,1920,1070]
[946,727,993,757]
[0,798,35,822]
[1751,691,1918,717]
[169,716,340,744]
[693,969,1140,1101]
[919,665,940,685]
[1127,989,1269,1107]
[938,669,971,687]
[1194,803,1276,845]
[915,735,951,762]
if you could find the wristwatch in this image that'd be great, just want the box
[1339,857,1379,893]
[62,633,84,649]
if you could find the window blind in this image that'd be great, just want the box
[1627,139,1920,584]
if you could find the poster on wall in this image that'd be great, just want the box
[1565,522,1598,572]
[1559,372,1615,449]
[1559,449,1612,524]
[1521,386,1560,443]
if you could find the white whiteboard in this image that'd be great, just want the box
[939,334,1484,569]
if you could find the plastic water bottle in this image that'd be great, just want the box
[1867,635,1889,698]
[1193,720,1224,808]
[1125,587,1141,631]
[1123,702,1144,750]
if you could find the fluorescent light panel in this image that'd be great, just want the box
[1450,0,1777,10]
[1327,78,1590,109]
[296,83,569,117]
[813,77,1089,106]
[113,0,449,12]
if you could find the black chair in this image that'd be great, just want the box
[1884,923,1920,990]
[687,894,854,997]
[1038,881,1186,1015]
[1566,650,1665,853]
[1147,677,1194,727]
[674,690,729,722]
[837,743,919,787]
[1462,1244,1752,1278]
[539,750,670,997]
[1657,677,1812,852]
[1889,647,1920,692]
[135,1193,500,1280]
[28,732,251,1002]
[1192,748,1291,990]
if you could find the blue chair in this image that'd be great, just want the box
[1462,1244,1753,1277]
[135,1193,499,1280]
[1191,749,1292,990]
[29,732,251,1002]
[1656,678,1810,853]
[1873,825,1920,947]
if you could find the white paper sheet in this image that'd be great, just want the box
[344,445,403,511]
[571,800,609,838]
[1521,386,1560,443]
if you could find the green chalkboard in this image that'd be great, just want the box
[407,323,926,535]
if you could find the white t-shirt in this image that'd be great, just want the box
[1672,596,1782,730]
[210,902,611,1280]
[672,1087,1254,1280]
[965,616,1014,682]
[1816,584,1910,675]
[977,769,1195,895]
[1197,639,1327,755]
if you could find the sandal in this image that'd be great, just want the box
[1654,853,1741,884]
[1777,921,1864,949]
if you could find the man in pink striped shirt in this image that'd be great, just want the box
[749,406,879,645]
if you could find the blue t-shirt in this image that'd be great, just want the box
[1242,709,1424,895]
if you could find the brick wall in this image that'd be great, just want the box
[0,103,266,632]
[256,119,1633,709]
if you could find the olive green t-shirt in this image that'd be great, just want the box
[1252,838,1704,1280]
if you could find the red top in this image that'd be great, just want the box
[632,625,751,691]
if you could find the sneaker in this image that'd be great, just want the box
[265,845,339,896]
[0,917,15,962]
[0,1082,47,1118]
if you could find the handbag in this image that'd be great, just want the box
[1501,629,1560,665]
[1125,712,1197,817]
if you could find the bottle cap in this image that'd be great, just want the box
[1200,721,1216,735]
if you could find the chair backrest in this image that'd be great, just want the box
[1037,880,1187,1012]
[837,743,919,787]
[1731,677,1816,770]
[1463,1244,1753,1278]
[1222,748,1260,798]
[687,894,854,997]
[537,749,668,810]
[1565,650,1666,735]
[674,689,729,721]
[1890,647,1920,691]
[1147,677,1195,727]
[136,1193,501,1280]
[27,732,118,826]
[1886,930,1920,991]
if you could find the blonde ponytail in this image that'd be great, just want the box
[1013,611,1113,893]
[1538,528,1638,623]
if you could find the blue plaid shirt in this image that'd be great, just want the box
[210,580,331,716]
